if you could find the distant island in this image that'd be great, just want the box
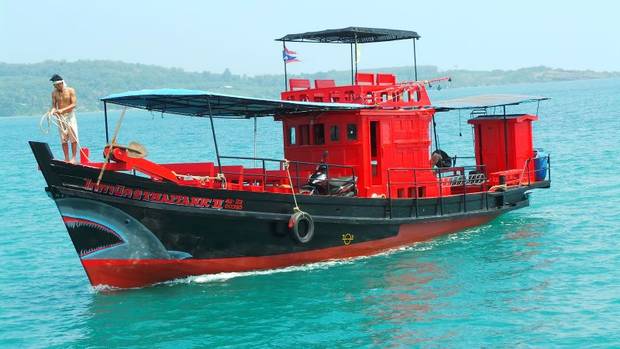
[1,60,618,116]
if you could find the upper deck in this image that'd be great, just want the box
[281,72,432,109]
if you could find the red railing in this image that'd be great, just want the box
[281,73,432,108]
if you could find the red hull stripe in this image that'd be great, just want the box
[82,213,497,288]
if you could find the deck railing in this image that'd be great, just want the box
[386,165,488,216]
[218,155,357,195]
[383,154,550,218]
[518,154,551,186]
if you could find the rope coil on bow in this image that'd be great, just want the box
[40,110,84,161]
[173,172,227,187]
[40,111,81,146]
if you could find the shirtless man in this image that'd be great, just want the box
[50,74,79,163]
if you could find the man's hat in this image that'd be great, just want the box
[50,74,63,83]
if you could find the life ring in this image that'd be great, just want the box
[288,211,314,243]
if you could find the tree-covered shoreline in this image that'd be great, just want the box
[1,60,618,116]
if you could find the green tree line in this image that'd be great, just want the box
[0,60,617,116]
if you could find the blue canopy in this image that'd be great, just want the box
[101,89,369,118]
[434,94,549,111]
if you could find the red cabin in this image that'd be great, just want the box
[277,73,439,198]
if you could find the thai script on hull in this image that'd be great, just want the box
[82,179,244,210]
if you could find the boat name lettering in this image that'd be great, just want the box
[82,179,244,210]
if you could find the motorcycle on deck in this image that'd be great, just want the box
[300,163,357,197]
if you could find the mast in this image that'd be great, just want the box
[350,43,354,85]
[103,102,109,143]
[413,38,418,81]
[354,34,358,83]
[282,41,288,91]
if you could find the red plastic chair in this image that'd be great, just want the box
[314,79,336,89]
[355,73,375,86]
[376,73,396,86]
[289,79,311,91]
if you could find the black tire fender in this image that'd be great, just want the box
[288,211,314,243]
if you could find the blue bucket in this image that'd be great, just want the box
[533,149,548,181]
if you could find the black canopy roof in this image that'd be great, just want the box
[276,27,420,44]
[434,95,550,112]
[101,89,368,118]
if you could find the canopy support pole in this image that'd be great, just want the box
[432,115,439,150]
[413,38,418,81]
[103,102,110,143]
[206,97,222,174]
[282,41,288,91]
[350,43,354,85]
[354,35,358,84]
[503,106,508,169]
[253,117,257,167]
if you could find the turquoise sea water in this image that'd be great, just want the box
[1,79,619,348]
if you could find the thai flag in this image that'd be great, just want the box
[283,46,300,63]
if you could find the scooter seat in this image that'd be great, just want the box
[328,176,356,188]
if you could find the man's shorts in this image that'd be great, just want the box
[58,111,79,143]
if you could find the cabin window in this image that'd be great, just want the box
[288,126,297,145]
[408,187,415,198]
[330,125,339,141]
[347,124,357,140]
[313,124,325,145]
[299,125,310,145]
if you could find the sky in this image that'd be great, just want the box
[1,0,619,76]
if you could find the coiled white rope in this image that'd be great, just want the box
[172,171,227,187]
[40,111,74,138]
[40,110,83,156]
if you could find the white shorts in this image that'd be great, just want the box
[58,111,79,143]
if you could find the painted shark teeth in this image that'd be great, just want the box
[63,216,125,257]
[79,241,124,257]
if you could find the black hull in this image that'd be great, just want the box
[30,141,548,287]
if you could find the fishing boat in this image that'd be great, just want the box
[30,27,551,288]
